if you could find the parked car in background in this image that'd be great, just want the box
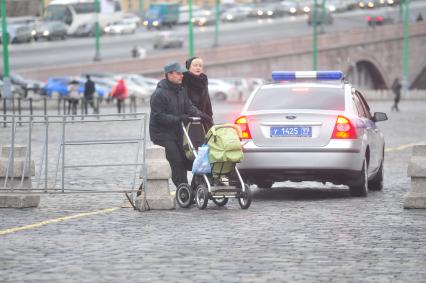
[120,74,158,95]
[153,32,183,49]
[0,80,24,99]
[208,79,240,101]
[220,78,252,101]
[235,71,388,197]
[0,73,45,97]
[104,19,137,35]
[42,76,108,98]
[0,24,32,44]
[114,75,152,100]
[33,21,67,41]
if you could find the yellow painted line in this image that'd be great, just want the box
[0,207,120,236]
[386,142,426,152]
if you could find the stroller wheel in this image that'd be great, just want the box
[176,183,193,208]
[238,184,252,209]
[196,184,209,209]
[212,197,228,207]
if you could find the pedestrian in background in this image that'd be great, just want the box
[110,79,128,113]
[67,80,80,115]
[84,75,97,114]
[391,78,402,112]
[182,56,214,130]
[149,62,209,188]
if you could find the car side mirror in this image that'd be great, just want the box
[373,112,388,122]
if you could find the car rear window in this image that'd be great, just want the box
[248,85,345,111]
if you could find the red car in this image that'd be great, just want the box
[367,13,394,26]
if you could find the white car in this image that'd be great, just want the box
[104,19,137,35]
[235,71,388,197]
[208,79,240,101]
[122,13,142,27]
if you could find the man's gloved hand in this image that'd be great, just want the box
[179,114,190,124]
[200,113,213,125]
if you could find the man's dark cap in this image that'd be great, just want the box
[164,62,186,74]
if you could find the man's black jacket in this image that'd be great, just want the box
[149,79,202,142]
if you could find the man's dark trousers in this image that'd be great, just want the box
[153,139,188,187]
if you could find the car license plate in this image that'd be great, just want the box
[270,126,312,137]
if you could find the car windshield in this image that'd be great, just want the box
[248,85,345,111]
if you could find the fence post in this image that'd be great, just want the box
[43,97,47,116]
[57,97,61,114]
[18,97,22,126]
[29,98,33,119]
[2,98,6,127]
[80,98,84,119]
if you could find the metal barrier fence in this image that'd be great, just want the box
[0,113,148,195]
[1,95,143,123]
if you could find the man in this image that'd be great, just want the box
[149,62,212,188]
[84,75,97,114]
[391,78,401,112]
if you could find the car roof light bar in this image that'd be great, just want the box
[272,71,344,81]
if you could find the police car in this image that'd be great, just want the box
[234,71,388,197]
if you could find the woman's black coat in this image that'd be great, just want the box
[182,71,213,129]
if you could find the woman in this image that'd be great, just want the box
[110,79,128,113]
[182,57,213,130]
[67,80,80,115]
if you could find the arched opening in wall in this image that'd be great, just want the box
[411,67,426,89]
[346,60,386,89]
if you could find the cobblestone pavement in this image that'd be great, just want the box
[1,100,426,283]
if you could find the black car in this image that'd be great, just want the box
[33,21,67,41]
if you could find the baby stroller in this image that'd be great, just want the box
[176,117,252,210]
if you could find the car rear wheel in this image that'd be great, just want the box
[349,159,368,197]
[369,159,384,191]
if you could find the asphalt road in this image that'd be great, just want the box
[1,98,425,282]
[5,1,426,71]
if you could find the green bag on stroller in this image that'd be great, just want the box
[206,124,243,176]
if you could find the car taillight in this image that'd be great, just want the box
[235,115,252,140]
[331,115,357,139]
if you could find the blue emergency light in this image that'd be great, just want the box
[272,71,344,81]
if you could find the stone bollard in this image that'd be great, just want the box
[0,144,40,208]
[404,143,426,209]
[135,145,175,211]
